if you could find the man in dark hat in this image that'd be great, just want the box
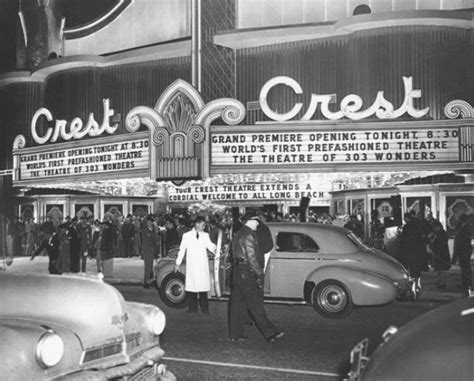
[68,217,81,273]
[228,211,284,342]
[121,214,135,258]
[31,228,61,274]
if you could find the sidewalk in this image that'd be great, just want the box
[2,255,466,303]
[3,256,144,285]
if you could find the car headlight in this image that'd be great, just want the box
[36,330,64,368]
[146,308,166,336]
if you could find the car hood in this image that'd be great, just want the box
[0,272,126,349]
[363,297,474,381]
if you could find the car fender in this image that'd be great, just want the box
[154,258,185,286]
[0,320,82,381]
[305,265,398,306]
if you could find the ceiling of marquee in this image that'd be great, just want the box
[18,171,453,197]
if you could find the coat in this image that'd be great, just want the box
[176,228,216,292]
[429,229,451,271]
[398,220,429,273]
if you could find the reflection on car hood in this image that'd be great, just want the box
[0,272,125,349]
[363,297,474,381]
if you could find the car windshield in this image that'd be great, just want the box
[346,232,371,251]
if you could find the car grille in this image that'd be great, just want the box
[83,342,123,363]
[126,332,142,351]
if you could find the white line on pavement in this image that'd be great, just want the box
[162,356,342,378]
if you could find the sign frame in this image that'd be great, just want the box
[13,131,150,186]
[210,118,474,174]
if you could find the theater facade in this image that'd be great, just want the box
[1,0,473,242]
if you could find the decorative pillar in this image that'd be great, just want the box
[18,0,65,70]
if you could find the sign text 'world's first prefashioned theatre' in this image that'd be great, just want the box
[0,0,474,242]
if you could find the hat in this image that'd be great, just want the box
[242,211,258,223]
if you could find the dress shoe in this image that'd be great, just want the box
[244,321,256,327]
[202,309,210,315]
[143,283,151,289]
[228,336,247,342]
[267,331,285,343]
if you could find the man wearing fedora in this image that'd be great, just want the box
[228,211,284,342]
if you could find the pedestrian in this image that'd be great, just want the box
[24,217,38,257]
[398,212,429,293]
[344,215,364,239]
[255,211,274,272]
[30,230,61,274]
[97,220,117,276]
[164,217,180,253]
[428,221,451,289]
[453,214,473,296]
[9,216,24,257]
[122,214,135,257]
[68,217,81,273]
[56,223,71,273]
[133,216,142,258]
[142,216,160,289]
[76,217,92,272]
[228,212,284,342]
[452,214,468,265]
[174,216,216,314]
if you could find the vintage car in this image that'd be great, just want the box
[0,271,176,381]
[347,295,474,380]
[154,222,412,318]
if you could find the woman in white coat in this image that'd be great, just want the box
[174,216,216,314]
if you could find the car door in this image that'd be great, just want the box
[269,229,320,298]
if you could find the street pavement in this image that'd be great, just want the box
[5,255,466,303]
[3,255,467,380]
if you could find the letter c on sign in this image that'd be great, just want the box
[31,108,53,144]
[259,76,303,122]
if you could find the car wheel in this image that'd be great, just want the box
[312,279,353,318]
[159,272,188,309]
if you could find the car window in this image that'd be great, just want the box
[276,232,320,252]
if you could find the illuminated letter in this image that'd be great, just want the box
[31,108,53,144]
[259,76,303,121]
[101,98,118,133]
[392,77,429,119]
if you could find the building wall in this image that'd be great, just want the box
[64,0,191,56]
[13,56,192,148]
[236,0,474,28]
[236,25,473,123]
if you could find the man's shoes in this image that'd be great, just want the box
[267,331,285,343]
[202,309,210,315]
[187,309,198,313]
[244,321,256,327]
[143,282,151,289]
[228,336,247,342]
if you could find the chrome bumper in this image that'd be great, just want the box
[345,338,369,381]
[56,347,176,381]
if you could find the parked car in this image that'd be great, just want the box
[154,222,413,318]
[347,295,474,380]
[0,271,176,381]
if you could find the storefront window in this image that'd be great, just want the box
[75,204,94,220]
[446,196,474,238]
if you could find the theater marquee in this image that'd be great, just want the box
[210,117,474,174]
[13,132,150,184]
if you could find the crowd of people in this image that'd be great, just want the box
[5,206,473,298]
[375,210,474,296]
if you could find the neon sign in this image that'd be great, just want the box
[31,99,118,144]
[259,76,429,122]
